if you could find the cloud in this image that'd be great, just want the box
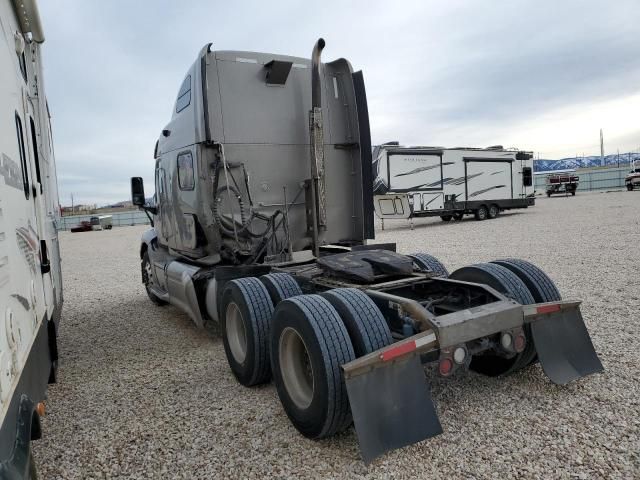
[38,0,640,205]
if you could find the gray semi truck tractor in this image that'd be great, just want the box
[130,39,602,462]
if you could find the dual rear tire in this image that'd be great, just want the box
[450,258,561,376]
[219,274,393,439]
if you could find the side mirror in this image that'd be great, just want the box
[131,177,146,206]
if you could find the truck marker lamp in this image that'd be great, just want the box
[500,332,513,350]
[536,304,561,314]
[439,357,453,376]
[36,402,45,417]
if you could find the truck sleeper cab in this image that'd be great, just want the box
[132,39,602,462]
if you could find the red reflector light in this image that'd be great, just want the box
[380,341,416,362]
[537,304,561,314]
[514,334,526,352]
[439,357,453,376]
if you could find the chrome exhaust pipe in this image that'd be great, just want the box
[311,38,325,108]
[308,38,327,256]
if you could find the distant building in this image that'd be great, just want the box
[61,204,96,213]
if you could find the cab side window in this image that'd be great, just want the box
[175,75,191,113]
[177,152,194,190]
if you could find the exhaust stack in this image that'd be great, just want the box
[309,38,327,256]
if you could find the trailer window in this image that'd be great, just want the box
[177,152,194,190]
[15,112,29,199]
[29,117,42,193]
[175,75,191,113]
[522,167,532,187]
[18,51,27,82]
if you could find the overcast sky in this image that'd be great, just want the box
[38,0,640,206]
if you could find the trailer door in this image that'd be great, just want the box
[464,158,513,201]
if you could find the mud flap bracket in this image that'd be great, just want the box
[344,355,442,463]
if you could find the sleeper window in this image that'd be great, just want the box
[175,75,191,113]
[177,152,194,190]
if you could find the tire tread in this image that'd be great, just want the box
[321,288,392,357]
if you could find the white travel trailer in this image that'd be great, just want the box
[0,0,63,477]
[373,145,535,226]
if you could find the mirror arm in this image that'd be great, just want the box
[140,205,156,227]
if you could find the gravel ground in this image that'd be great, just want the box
[34,191,639,479]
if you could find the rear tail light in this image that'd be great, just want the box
[438,357,453,376]
[514,334,526,353]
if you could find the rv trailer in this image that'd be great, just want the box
[373,145,535,228]
[131,39,602,463]
[0,0,63,477]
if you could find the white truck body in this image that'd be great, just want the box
[0,0,62,476]
[373,145,535,222]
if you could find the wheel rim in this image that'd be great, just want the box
[226,302,248,364]
[489,206,498,217]
[279,327,314,409]
[144,258,154,287]
[479,208,487,219]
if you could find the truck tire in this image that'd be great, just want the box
[141,251,167,306]
[571,191,576,196]
[627,184,633,191]
[490,259,562,304]
[271,295,355,439]
[474,205,488,220]
[321,288,392,357]
[408,252,449,277]
[440,215,452,222]
[449,263,536,376]
[547,191,552,197]
[221,277,274,386]
[453,212,464,221]
[260,273,303,305]
[488,204,500,219]
[490,258,562,367]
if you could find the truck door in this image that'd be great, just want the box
[168,148,199,253]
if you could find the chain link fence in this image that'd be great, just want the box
[58,210,151,231]
[534,166,631,193]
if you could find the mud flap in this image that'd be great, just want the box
[345,355,442,463]
[530,308,603,385]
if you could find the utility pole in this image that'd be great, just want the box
[617,149,620,168]
[71,193,74,215]
[600,128,604,167]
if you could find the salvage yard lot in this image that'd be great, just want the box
[36,191,639,479]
